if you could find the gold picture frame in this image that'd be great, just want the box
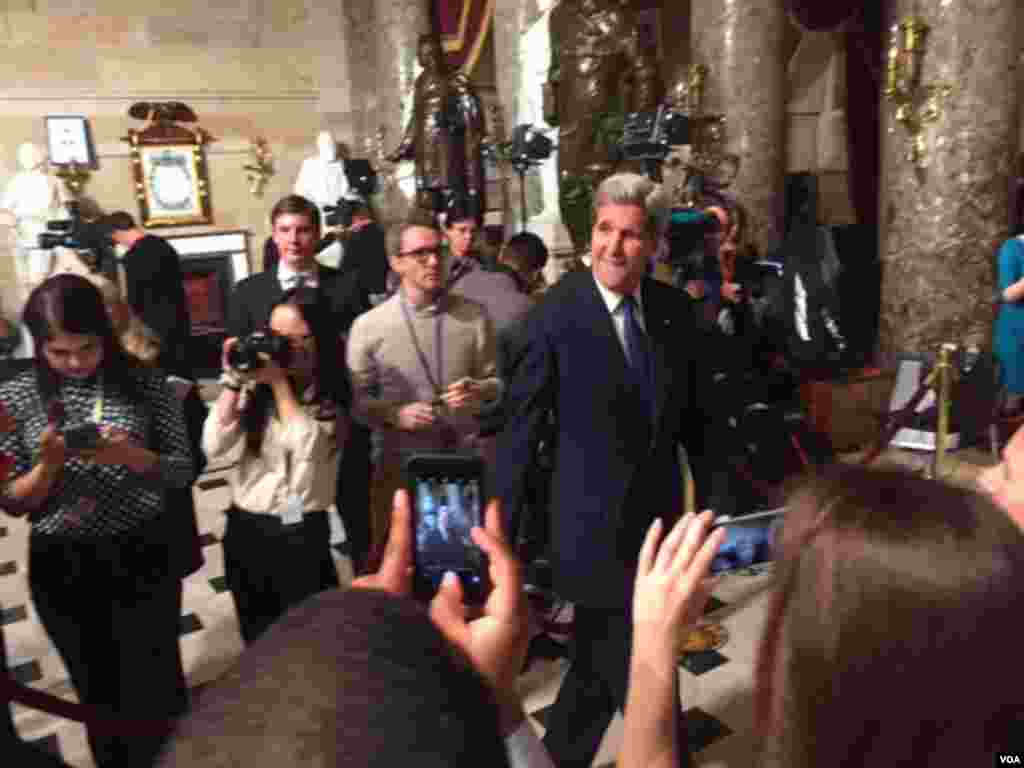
[125,114,212,227]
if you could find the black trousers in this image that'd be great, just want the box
[222,507,340,646]
[28,533,187,768]
[542,604,692,768]
[337,423,372,575]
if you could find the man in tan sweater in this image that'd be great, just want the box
[347,211,500,562]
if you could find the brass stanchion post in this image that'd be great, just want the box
[929,342,958,479]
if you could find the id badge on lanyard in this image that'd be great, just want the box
[279,450,304,526]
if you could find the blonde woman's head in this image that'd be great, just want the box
[83,274,161,364]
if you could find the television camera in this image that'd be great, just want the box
[37,201,109,270]
[618,105,690,181]
[323,159,379,230]
[492,124,554,230]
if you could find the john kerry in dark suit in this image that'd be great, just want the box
[495,173,710,768]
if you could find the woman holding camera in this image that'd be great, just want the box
[203,287,348,645]
[0,274,195,768]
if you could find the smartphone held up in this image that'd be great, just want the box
[404,453,491,605]
[708,508,784,576]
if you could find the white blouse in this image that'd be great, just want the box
[202,392,340,517]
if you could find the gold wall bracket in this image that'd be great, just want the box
[884,17,953,168]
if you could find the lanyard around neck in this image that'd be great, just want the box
[91,374,105,423]
[399,292,444,397]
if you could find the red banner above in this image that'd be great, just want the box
[434,0,494,74]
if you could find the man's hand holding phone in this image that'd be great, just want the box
[395,402,437,431]
[354,490,531,735]
[441,378,483,414]
[429,501,529,697]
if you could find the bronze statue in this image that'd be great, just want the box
[543,0,641,252]
[388,34,487,216]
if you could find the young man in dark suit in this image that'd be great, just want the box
[227,195,370,573]
[228,195,365,340]
[495,173,711,768]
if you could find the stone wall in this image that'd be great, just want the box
[0,0,357,320]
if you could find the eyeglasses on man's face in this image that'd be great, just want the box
[399,246,445,263]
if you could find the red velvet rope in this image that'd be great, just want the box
[1,672,176,739]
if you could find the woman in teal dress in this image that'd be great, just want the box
[996,236,1024,413]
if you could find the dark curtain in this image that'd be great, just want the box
[786,0,885,229]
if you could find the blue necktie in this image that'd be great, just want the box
[622,296,654,422]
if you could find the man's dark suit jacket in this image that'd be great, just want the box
[227,264,365,341]
[495,271,710,607]
[123,235,192,377]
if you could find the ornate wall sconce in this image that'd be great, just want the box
[243,138,274,198]
[883,17,953,168]
[53,163,91,201]
[667,64,740,206]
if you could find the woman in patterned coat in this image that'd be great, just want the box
[0,274,196,768]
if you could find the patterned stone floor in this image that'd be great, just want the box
[1,435,995,767]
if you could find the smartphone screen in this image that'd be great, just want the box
[64,423,101,455]
[405,454,490,603]
[709,508,784,575]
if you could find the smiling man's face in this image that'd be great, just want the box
[590,203,653,296]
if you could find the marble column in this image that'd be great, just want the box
[879,0,1017,360]
[373,0,430,137]
[691,0,787,256]
[368,0,431,225]
[490,0,525,234]
[493,0,575,280]
[341,0,379,151]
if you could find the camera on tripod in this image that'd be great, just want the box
[507,124,553,170]
[323,159,379,231]
[227,330,292,373]
[619,106,690,163]
[324,198,361,230]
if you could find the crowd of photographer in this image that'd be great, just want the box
[1,174,1024,768]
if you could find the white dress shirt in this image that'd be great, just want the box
[592,274,646,360]
[278,263,319,291]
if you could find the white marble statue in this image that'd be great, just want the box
[1,143,64,300]
[294,131,351,268]
[294,131,351,220]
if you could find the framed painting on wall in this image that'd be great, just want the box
[123,103,213,227]
[138,144,208,226]
[45,115,97,168]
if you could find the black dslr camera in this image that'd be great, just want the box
[227,331,291,373]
